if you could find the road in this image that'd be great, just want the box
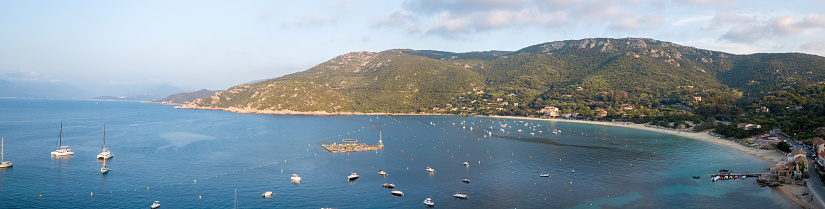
[778,132,825,208]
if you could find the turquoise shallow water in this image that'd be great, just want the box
[0,98,796,208]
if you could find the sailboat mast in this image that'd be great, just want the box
[2,137,4,162]
[103,124,106,149]
[59,123,63,148]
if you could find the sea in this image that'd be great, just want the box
[0,98,797,208]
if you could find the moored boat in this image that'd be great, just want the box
[540,173,550,177]
[453,192,468,199]
[291,174,302,182]
[0,137,11,168]
[100,157,110,174]
[348,172,359,181]
[378,170,387,176]
[383,183,395,188]
[51,123,74,156]
[151,201,160,208]
[426,166,435,172]
[463,179,470,183]
[262,191,273,198]
[97,125,113,159]
[391,190,404,196]
[423,198,434,207]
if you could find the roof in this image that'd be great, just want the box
[815,137,825,145]
[791,149,807,156]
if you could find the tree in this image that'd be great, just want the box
[776,142,792,153]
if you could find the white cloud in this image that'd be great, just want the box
[404,0,526,15]
[422,8,566,39]
[800,41,825,51]
[669,15,714,27]
[712,12,825,43]
[684,38,781,55]
[281,14,331,27]
[374,11,416,28]
[720,24,772,43]
[672,0,740,7]
[608,14,662,31]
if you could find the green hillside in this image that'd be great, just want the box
[184,38,825,118]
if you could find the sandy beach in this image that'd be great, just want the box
[489,116,821,208]
[491,116,786,164]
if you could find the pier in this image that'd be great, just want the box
[322,138,384,153]
[711,173,762,178]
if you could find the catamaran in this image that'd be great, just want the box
[51,123,74,156]
[0,137,12,168]
[97,125,113,159]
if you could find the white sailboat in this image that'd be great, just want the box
[0,137,12,168]
[100,157,110,174]
[97,125,113,159]
[51,123,74,156]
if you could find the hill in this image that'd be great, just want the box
[153,89,219,104]
[181,38,825,116]
[92,84,186,101]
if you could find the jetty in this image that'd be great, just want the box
[322,132,385,153]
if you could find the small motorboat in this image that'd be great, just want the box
[348,172,359,181]
[463,162,469,166]
[391,190,404,196]
[692,176,700,179]
[540,173,550,177]
[426,167,435,172]
[291,174,302,182]
[151,201,161,209]
[423,198,435,207]
[462,179,470,183]
[262,191,273,198]
[383,183,395,188]
[453,192,468,199]
[571,169,575,173]
[378,170,387,176]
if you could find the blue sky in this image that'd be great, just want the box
[1,0,824,95]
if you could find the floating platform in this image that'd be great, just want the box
[322,139,383,153]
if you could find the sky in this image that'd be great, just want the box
[1,0,824,96]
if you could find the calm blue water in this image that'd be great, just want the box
[0,98,796,208]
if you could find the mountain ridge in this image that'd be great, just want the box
[180,38,825,116]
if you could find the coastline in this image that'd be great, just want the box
[172,105,806,208]
[178,104,787,164]
[489,116,816,209]
[490,116,785,164]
